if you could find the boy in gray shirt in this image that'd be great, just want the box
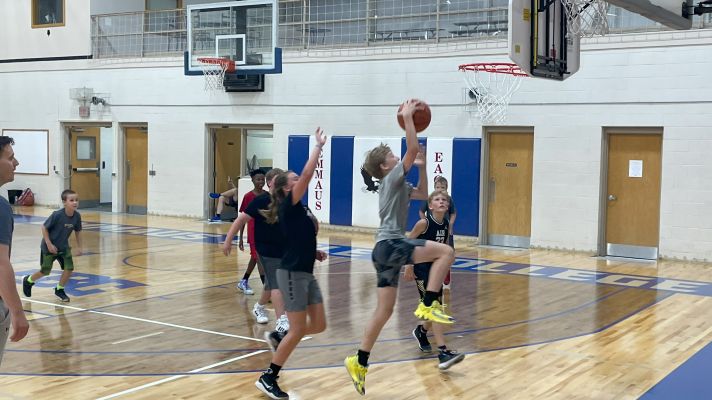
[23,189,83,302]
[0,136,29,365]
[345,99,456,395]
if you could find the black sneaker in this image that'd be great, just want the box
[438,349,465,370]
[22,275,33,297]
[412,325,432,353]
[55,288,70,302]
[264,330,285,353]
[255,373,289,399]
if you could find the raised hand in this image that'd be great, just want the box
[398,98,425,118]
[414,144,426,167]
[315,127,327,148]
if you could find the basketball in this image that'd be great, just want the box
[397,100,431,133]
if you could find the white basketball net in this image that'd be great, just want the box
[198,59,230,91]
[561,0,610,37]
[460,63,527,124]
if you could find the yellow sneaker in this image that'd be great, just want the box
[344,355,368,395]
[414,300,455,324]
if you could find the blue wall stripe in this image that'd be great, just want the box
[287,135,310,205]
[640,341,712,400]
[451,138,481,236]
[329,136,354,226]
[401,137,428,230]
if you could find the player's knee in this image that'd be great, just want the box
[313,320,327,333]
[376,303,395,318]
[288,324,306,337]
[440,245,455,262]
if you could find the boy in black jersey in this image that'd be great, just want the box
[404,191,465,369]
[419,175,456,289]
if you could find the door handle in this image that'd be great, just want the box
[489,178,496,202]
[608,194,617,201]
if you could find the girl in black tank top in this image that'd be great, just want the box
[254,128,329,399]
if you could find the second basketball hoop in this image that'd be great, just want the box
[197,57,236,92]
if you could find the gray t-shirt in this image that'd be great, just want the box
[375,162,414,242]
[0,197,13,257]
[40,209,82,253]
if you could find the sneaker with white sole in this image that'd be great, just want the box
[237,279,255,295]
[255,373,289,399]
[275,314,290,333]
[438,349,465,370]
[253,303,269,324]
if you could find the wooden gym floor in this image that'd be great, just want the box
[1,207,711,399]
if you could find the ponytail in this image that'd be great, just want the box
[259,171,292,224]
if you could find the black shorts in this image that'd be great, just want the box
[372,238,426,288]
[413,262,443,302]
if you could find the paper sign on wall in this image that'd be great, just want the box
[629,160,643,178]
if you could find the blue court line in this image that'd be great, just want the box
[23,309,55,317]
[7,285,656,356]
[13,213,712,298]
[639,341,712,400]
[7,348,264,355]
[0,291,670,377]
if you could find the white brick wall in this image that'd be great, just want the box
[2,29,712,258]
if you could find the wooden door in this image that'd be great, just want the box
[70,127,101,208]
[214,128,242,194]
[126,128,148,214]
[605,133,662,259]
[486,131,534,247]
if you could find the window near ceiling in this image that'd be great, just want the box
[146,0,183,10]
[32,0,64,28]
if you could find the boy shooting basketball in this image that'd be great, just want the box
[345,99,456,395]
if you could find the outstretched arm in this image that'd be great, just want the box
[400,99,425,174]
[291,127,327,205]
[222,212,252,256]
[410,146,429,200]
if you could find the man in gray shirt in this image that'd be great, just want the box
[0,136,30,365]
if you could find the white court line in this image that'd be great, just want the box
[111,331,164,345]
[95,349,268,400]
[23,298,265,343]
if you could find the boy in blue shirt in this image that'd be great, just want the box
[23,189,83,302]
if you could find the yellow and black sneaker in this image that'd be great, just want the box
[344,355,368,395]
[414,300,454,324]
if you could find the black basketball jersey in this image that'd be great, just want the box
[417,211,450,244]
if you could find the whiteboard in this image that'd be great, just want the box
[1,129,49,175]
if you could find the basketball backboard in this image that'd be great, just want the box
[509,0,698,80]
[184,0,281,76]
